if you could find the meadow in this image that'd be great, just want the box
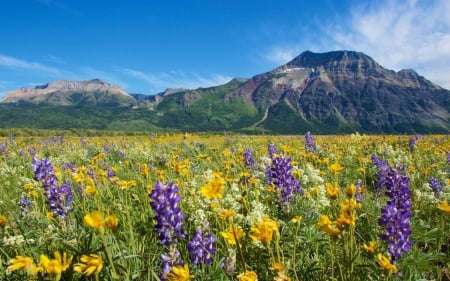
[0,132,449,281]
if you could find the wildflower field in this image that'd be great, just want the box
[0,132,449,281]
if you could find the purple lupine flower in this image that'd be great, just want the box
[187,223,217,265]
[19,150,26,157]
[378,165,413,263]
[28,148,36,157]
[18,196,33,217]
[160,245,184,276]
[409,136,416,152]
[305,131,317,153]
[0,141,9,157]
[266,154,302,212]
[149,181,187,246]
[31,158,57,187]
[80,138,88,146]
[371,154,390,190]
[31,158,73,218]
[44,180,74,218]
[447,152,450,164]
[243,147,256,168]
[428,176,443,196]
[268,142,278,159]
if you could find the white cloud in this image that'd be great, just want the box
[262,0,450,89]
[0,54,62,75]
[264,47,301,65]
[115,66,232,93]
[328,0,450,88]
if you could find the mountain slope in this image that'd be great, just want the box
[0,51,449,134]
[1,79,136,107]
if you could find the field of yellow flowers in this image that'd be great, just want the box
[0,132,449,281]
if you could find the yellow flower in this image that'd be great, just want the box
[237,270,258,281]
[269,262,285,272]
[376,253,398,274]
[165,264,194,281]
[0,215,6,228]
[326,182,339,199]
[7,256,40,275]
[84,184,97,195]
[105,214,119,229]
[341,198,362,212]
[329,162,344,173]
[316,215,341,237]
[362,241,377,253]
[345,184,356,197]
[74,254,103,276]
[219,209,236,220]
[250,216,280,245]
[39,251,72,279]
[200,172,225,199]
[336,212,356,228]
[291,215,302,224]
[438,200,450,215]
[83,211,104,229]
[220,224,245,246]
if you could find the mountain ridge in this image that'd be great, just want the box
[0,50,449,134]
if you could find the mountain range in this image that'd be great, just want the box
[1,50,449,134]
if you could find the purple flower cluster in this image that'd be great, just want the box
[18,196,33,217]
[304,131,317,153]
[428,176,443,195]
[31,158,74,218]
[149,181,187,245]
[149,181,187,278]
[268,142,278,159]
[371,154,390,190]
[266,147,302,212]
[378,165,413,263]
[243,147,256,168]
[0,141,9,157]
[187,223,217,265]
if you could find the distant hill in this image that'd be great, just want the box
[1,79,135,107]
[0,51,449,134]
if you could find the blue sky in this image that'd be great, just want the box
[1,0,449,97]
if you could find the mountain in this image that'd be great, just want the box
[0,51,449,134]
[1,79,136,107]
[223,50,449,133]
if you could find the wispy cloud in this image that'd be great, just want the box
[115,66,232,93]
[263,0,450,89]
[328,0,450,88]
[0,54,62,75]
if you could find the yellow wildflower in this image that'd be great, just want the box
[200,172,225,199]
[219,209,236,220]
[250,216,280,245]
[165,264,194,281]
[345,184,356,197]
[329,162,344,173]
[291,215,302,224]
[237,270,258,281]
[7,256,40,275]
[83,211,104,230]
[336,212,356,228]
[316,215,341,237]
[84,184,97,195]
[0,215,6,228]
[376,253,398,274]
[326,182,339,199]
[220,224,245,246]
[438,200,450,215]
[362,241,377,253]
[39,251,72,279]
[341,199,362,212]
[105,214,119,229]
[74,254,103,276]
